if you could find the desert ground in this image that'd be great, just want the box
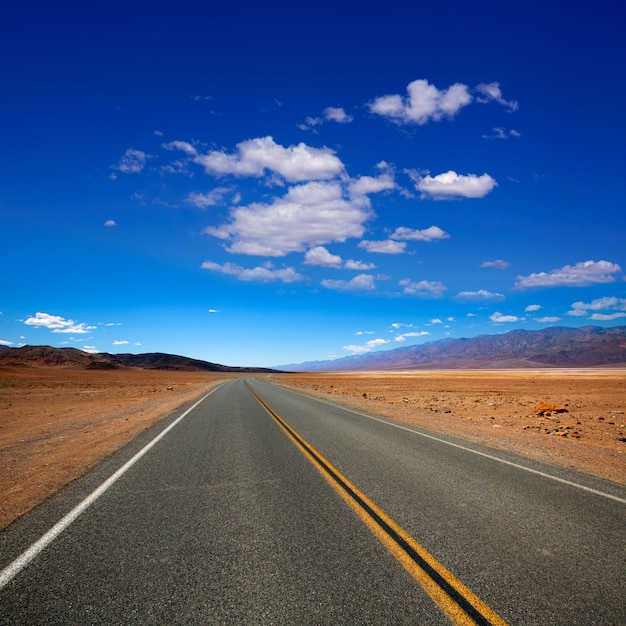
[1,367,625,530]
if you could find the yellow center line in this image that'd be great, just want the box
[246,383,509,626]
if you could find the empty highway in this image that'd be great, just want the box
[1,378,624,624]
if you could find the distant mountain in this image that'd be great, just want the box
[281,326,626,371]
[0,345,279,373]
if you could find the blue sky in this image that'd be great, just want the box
[1,1,625,367]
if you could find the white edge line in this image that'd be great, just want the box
[296,390,626,505]
[0,384,224,590]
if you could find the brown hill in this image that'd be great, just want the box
[0,345,277,373]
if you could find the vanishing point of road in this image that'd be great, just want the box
[1,378,624,624]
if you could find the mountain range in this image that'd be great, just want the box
[2,326,625,372]
[0,345,278,373]
[279,326,626,371]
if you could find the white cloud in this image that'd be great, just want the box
[537,316,562,323]
[369,79,472,125]
[358,240,407,254]
[82,346,99,354]
[348,174,395,197]
[113,340,129,345]
[391,225,450,242]
[430,318,443,324]
[208,309,220,313]
[205,181,371,256]
[304,246,343,268]
[567,296,626,318]
[395,331,430,342]
[525,304,542,312]
[323,106,353,123]
[455,289,505,302]
[23,312,95,334]
[187,188,230,208]
[201,261,305,283]
[0,339,13,346]
[321,274,376,292]
[104,219,118,227]
[399,279,447,298]
[344,259,376,271]
[490,312,520,323]
[481,259,510,269]
[194,136,344,183]
[475,82,518,111]
[514,260,622,289]
[114,148,147,174]
[162,140,198,156]
[298,106,354,130]
[415,170,497,199]
[343,337,390,353]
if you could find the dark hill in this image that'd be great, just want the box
[0,345,278,373]
[282,326,626,371]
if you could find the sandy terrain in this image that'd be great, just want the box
[1,367,624,530]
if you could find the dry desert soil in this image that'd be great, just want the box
[1,367,625,530]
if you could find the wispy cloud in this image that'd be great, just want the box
[567,296,626,319]
[299,106,354,130]
[321,274,376,292]
[490,312,521,323]
[343,337,390,353]
[201,261,305,283]
[399,279,447,298]
[481,259,510,269]
[482,127,521,140]
[358,240,407,254]
[514,260,622,289]
[187,188,231,208]
[455,289,505,302]
[475,82,518,111]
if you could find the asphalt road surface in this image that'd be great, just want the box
[1,378,624,625]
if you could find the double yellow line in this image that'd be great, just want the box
[247,383,508,626]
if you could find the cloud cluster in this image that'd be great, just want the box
[23,312,95,334]
[514,260,622,289]
[568,296,626,320]
[369,79,472,125]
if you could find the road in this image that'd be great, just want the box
[0,377,624,624]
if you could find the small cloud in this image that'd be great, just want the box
[525,304,542,312]
[154,130,164,136]
[490,312,521,323]
[208,309,220,313]
[304,246,343,268]
[395,331,430,342]
[412,170,497,200]
[321,274,376,292]
[358,240,407,254]
[104,219,118,227]
[201,260,305,284]
[481,259,510,269]
[0,339,13,346]
[162,140,198,156]
[112,340,129,345]
[399,279,447,298]
[344,259,376,271]
[343,337,390,353]
[536,316,562,323]
[482,127,521,140]
[429,318,443,324]
[299,106,354,130]
[82,345,99,354]
[187,188,230,208]
[455,289,505,302]
[113,148,147,174]
[475,82,518,111]
[514,260,622,289]
[391,225,450,242]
